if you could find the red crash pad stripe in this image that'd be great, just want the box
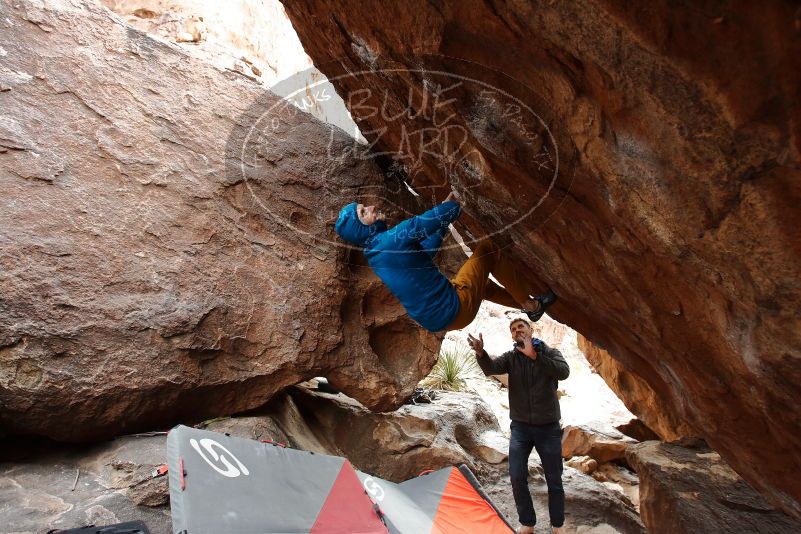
[430,468,513,534]
[310,460,388,534]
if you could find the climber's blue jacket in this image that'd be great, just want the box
[335,201,462,332]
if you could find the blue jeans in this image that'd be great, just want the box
[509,420,565,527]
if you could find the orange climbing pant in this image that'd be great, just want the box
[446,240,539,331]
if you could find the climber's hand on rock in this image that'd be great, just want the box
[467,332,484,354]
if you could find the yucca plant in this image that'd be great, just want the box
[420,341,480,392]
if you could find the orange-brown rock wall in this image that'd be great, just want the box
[281,0,801,518]
[578,335,697,442]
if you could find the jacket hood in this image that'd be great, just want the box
[334,202,387,247]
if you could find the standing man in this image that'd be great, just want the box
[468,318,570,534]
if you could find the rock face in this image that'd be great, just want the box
[627,441,801,533]
[280,0,801,518]
[0,0,440,442]
[97,0,364,138]
[578,335,697,441]
[561,424,636,465]
[100,0,313,85]
[0,433,173,533]
[591,462,640,513]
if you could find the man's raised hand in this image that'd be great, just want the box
[467,332,484,354]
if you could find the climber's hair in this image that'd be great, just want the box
[509,318,530,330]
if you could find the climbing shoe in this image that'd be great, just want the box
[523,289,557,322]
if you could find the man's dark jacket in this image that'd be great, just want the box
[477,338,570,425]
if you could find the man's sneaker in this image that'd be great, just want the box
[516,526,534,534]
[523,289,557,322]
[552,526,565,534]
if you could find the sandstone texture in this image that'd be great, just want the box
[289,384,509,481]
[281,0,801,518]
[614,419,660,443]
[98,0,364,139]
[591,462,640,513]
[627,441,801,533]
[578,335,697,442]
[565,455,598,475]
[100,0,311,85]
[561,423,636,465]
[0,433,173,533]
[0,0,440,442]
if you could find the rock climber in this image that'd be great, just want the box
[333,193,556,332]
[468,317,570,534]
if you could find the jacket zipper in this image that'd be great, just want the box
[527,339,532,422]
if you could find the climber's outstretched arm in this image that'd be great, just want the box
[386,200,461,248]
[419,191,461,257]
[419,224,450,258]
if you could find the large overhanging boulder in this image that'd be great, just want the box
[280,0,801,518]
[577,334,698,442]
[0,0,441,442]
